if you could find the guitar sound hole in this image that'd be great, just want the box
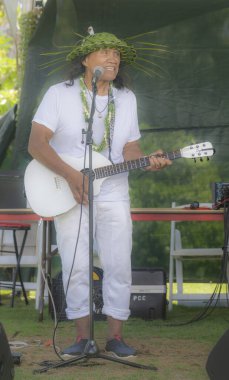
[81,168,95,181]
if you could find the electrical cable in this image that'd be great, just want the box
[34,144,89,370]
[51,144,88,362]
[167,199,229,327]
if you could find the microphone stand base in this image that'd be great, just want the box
[33,341,157,373]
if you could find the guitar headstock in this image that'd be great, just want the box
[180,142,215,160]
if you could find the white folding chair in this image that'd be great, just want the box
[168,202,224,310]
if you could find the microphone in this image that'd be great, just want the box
[92,66,104,85]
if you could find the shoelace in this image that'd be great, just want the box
[113,334,122,341]
[76,335,86,343]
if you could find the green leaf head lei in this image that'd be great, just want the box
[66,31,137,65]
[41,26,170,78]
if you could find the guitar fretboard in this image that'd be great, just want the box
[94,151,181,179]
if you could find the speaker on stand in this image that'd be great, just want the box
[206,329,229,380]
[50,267,105,321]
[0,322,14,380]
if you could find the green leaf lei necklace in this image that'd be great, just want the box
[79,76,115,153]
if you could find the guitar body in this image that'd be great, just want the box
[24,152,111,217]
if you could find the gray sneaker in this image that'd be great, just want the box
[61,337,89,358]
[105,335,137,358]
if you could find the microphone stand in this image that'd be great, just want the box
[34,78,157,374]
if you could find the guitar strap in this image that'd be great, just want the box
[108,87,115,164]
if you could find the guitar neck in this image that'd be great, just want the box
[94,151,181,179]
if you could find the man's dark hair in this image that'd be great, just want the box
[65,56,129,89]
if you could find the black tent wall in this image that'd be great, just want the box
[11,0,229,168]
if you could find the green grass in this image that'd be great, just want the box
[2,281,227,299]
[169,282,228,294]
[0,290,229,380]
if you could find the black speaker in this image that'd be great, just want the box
[130,268,167,320]
[50,267,105,321]
[0,323,14,380]
[0,172,26,208]
[206,329,229,380]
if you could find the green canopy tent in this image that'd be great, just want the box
[11,0,229,173]
[2,0,229,273]
[0,105,17,164]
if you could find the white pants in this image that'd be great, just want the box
[54,201,132,320]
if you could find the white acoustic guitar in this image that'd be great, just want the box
[24,142,215,217]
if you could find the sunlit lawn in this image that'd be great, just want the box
[1,282,228,300]
[169,282,228,294]
[1,280,227,324]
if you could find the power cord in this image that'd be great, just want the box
[35,146,88,368]
[168,200,229,327]
[51,147,88,362]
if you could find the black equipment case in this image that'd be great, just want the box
[50,267,104,321]
[130,268,167,319]
[0,172,26,208]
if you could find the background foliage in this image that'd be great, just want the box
[0,3,18,116]
[131,130,224,279]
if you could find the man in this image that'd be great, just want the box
[28,31,172,358]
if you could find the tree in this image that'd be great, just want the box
[130,127,225,281]
[0,4,18,116]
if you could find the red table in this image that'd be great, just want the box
[131,208,224,222]
[0,207,224,222]
[0,209,44,222]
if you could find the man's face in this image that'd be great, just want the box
[82,48,121,82]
